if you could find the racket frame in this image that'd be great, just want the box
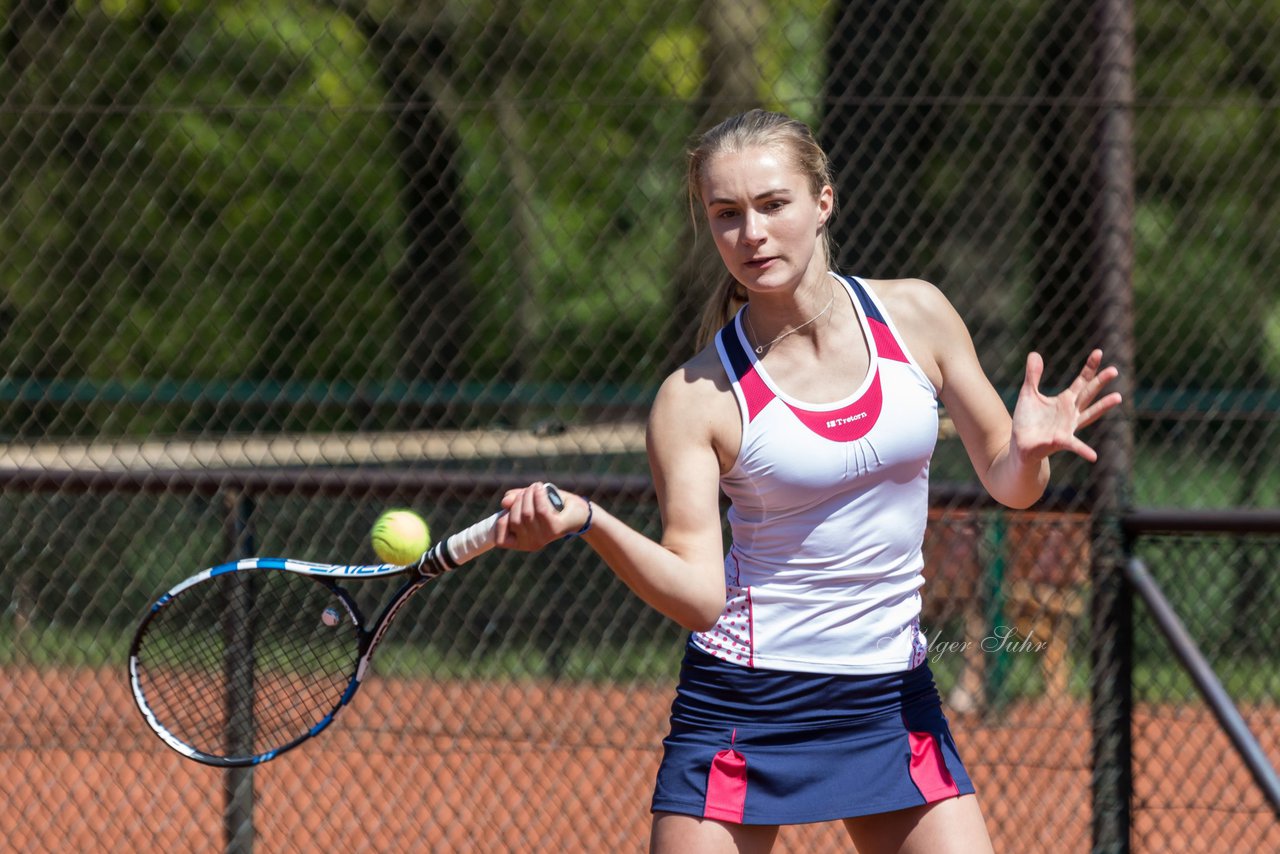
[128,484,564,766]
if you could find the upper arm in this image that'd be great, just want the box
[644,358,736,570]
[880,279,1013,480]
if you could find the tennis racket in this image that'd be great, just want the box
[128,483,564,766]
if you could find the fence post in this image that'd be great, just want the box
[222,490,256,854]
[1089,516,1133,854]
[983,510,1010,707]
[1089,1,1137,852]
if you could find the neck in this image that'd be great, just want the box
[745,273,837,353]
[749,269,832,322]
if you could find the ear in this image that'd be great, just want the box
[816,184,834,226]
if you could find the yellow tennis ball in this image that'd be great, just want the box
[371,509,431,564]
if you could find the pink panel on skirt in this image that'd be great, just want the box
[906,731,961,802]
[703,747,748,823]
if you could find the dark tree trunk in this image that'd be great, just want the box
[360,16,475,425]
[1027,4,1099,389]
[666,0,765,367]
[821,0,942,278]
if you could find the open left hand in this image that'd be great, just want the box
[1011,349,1122,464]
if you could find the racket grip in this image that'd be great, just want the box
[444,511,502,565]
[432,484,566,571]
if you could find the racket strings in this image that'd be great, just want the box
[133,571,359,761]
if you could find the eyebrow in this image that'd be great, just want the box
[706,188,793,207]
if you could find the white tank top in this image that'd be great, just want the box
[692,273,939,674]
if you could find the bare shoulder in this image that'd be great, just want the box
[648,342,740,471]
[860,278,969,389]
[650,343,734,431]
[861,277,957,328]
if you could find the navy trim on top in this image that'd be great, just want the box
[834,273,885,325]
[719,274,882,376]
[718,321,752,382]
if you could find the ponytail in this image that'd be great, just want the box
[695,274,748,350]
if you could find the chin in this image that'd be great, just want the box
[743,266,796,291]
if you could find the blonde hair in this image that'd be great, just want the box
[688,110,838,348]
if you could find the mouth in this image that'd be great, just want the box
[745,256,779,269]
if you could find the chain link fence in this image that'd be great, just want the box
[1,1,1277,851]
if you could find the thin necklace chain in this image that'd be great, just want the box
[744,287,836,355]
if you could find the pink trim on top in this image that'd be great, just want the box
[728,280,908,436]
[737,362,774,422]
[780,369,884,442]
[868,318,908,363]
[905,730,961,802]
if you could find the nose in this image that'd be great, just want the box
[741,210,766,245]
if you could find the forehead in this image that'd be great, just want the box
[700,145,808,203]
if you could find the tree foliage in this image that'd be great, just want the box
[1,2,402,386]
[0,0,1275,439]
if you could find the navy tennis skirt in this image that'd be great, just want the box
[651,644,974,825]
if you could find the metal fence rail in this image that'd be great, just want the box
[1122,556,1280,817]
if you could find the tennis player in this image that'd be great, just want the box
[497,109,1121,853]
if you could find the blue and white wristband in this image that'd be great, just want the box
[563,498,593,539]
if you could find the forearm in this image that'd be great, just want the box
[578,503,726,632]
[981,438,1051,510]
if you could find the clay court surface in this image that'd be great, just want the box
[3,667,1276,852]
